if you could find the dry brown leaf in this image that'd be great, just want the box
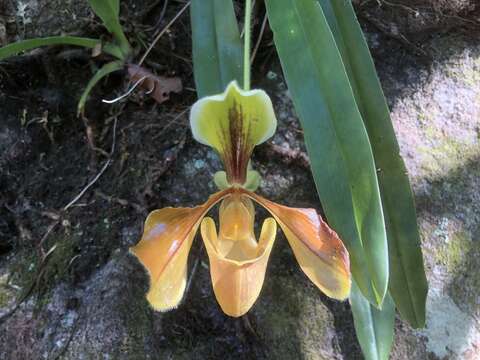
[127,64,182,103]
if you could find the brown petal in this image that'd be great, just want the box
[243,189,351,300]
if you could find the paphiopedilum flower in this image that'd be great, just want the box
[130,81,351,317]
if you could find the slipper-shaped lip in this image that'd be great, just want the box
[200,195,277,317]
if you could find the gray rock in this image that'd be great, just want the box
[386,34,480,359]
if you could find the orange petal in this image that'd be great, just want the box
[130,190,230,311]
[200,195,277,317]
[243,189,351,300]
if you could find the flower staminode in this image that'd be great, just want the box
[130,81,351,317]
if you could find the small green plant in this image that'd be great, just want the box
[0,0,176,116]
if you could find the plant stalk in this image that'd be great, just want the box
[243,0,252,90]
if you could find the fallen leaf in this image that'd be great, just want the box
[127,64,182,103]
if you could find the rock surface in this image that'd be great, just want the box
[1,1,480,359]
[385,34,480,359]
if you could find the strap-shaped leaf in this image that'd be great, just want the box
[0,36,100,60]
[77,60,124,116]
[190,0,243,98]
[265,0,388,306]
[317,0,427,328]
[88,0,130,55]
[88,0,120,36]
[350,281,395,360]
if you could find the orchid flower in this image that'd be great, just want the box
[130,81,351,317]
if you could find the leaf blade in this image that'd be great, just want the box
[88,0,130,54]
[350,281,395,360]
[77,60,124,116]
[265,0,388,305]
[190,0,243,98]
[317,0,428,328]
[0,36,100,60]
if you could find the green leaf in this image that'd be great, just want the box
[88,0,130,56]
[317,0,427,328]
[350,281,395,360]
[77,60,124,116]
[190,0,243,98]
[102,42,127,60]
[265,0,388,306]
[0,36,100,60]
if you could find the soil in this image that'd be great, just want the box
[0,1,479,359]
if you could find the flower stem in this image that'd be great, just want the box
[243,0,252,91]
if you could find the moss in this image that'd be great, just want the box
[255,272,333,360]
[457,57,480,88]
[43,236,76,284]
[8,251,37,293]
[4,230,79,313]
[120,296,154,357]
[24,233,77,312]
[0,288,12,308]
[419,125,480,178]
[435,229,480,311]
[435,230,472,273]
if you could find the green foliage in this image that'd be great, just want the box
[261,0,429,357]
[87,0,130,56]
[0,1,130,62]
[102,42,127,60]
[0,0,132,115]
[190,0,244,98]
[316,0,427,329]
[77,60,124,116]
[350,281,396,360]
[265,0,388,307]
[0,36,100,60]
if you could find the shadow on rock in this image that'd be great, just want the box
[415,154,480,358]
